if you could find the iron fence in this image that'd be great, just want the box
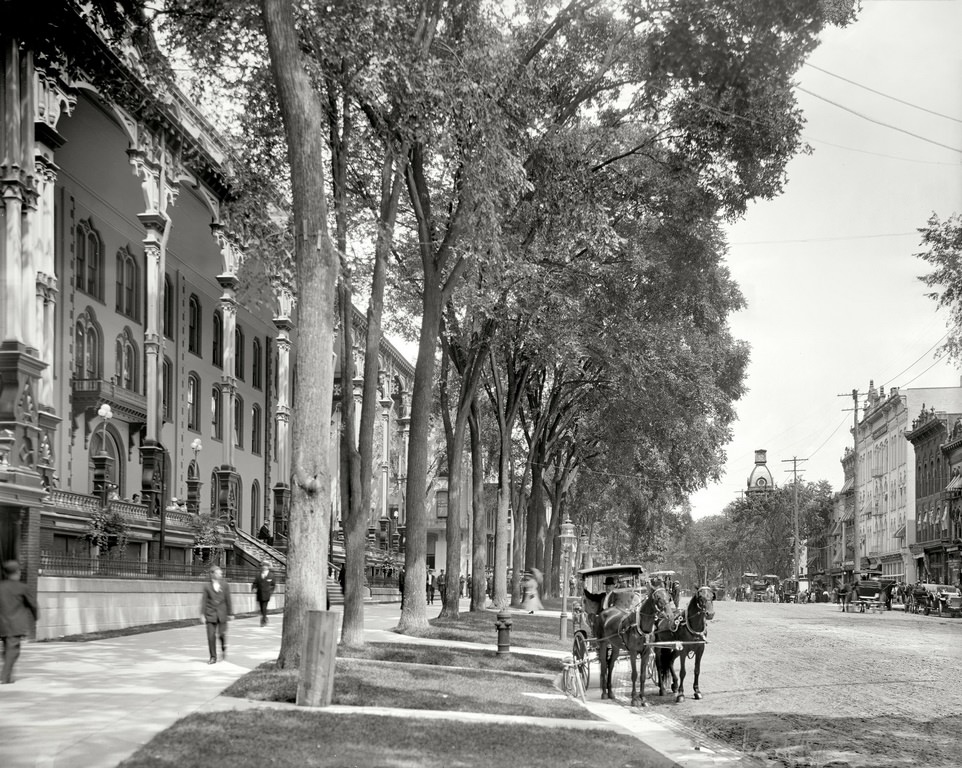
[39,554,284,583]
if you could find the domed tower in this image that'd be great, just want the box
[747,449,775,496]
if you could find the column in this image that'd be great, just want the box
[217,273,238,467]
[1,39,27,343]
[272,288,294,537]
[129,125,176,526]
[380,375,392,528]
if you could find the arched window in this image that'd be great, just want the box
[187,372,200,431]
[234,394,244,447]
[188,295,201,354]
[115,329,139,392]
[212,309,223,368]
[251,404,262,455]
[74,310,102,380]
[75,220,104,300]
[252,337,262,389]
[162,357,172,422]
[89,427,122,496]
[250,480,261,533]
[235,326,245,380]
[211,384,222,440]
[163,275,174,339]
[115,246,140,321]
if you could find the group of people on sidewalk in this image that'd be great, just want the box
[0,557,278,681]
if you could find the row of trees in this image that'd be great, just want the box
[662,480,835,592]
[40,0,856,665]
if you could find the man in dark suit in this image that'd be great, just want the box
[584,576,618,610]
[0,561,39,684]
[200,565,233,664]
[251,560,276,626]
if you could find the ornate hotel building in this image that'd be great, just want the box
[0,10,418,617]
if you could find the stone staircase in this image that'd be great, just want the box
[233,528,287,570]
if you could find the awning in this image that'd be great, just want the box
[893,523,906,539]
[842,510,854,523]
[946,475,962,493]
[839,477,854,494]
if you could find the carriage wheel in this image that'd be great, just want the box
[645,650,658,684]
[572,633,590,689]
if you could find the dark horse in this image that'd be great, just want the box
[655,585,715,702]
[595,586,678,706]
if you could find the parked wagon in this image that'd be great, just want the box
[908,583,962,617]
[850,578,883,613]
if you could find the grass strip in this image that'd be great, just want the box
[336,641,561,673]
[119,709,672,768]
[224,657,592,720]
[419,609,571,651]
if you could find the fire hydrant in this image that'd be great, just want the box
[495,609,512,655]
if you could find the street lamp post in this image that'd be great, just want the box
[95,404,113,506]
[559,516,577,641]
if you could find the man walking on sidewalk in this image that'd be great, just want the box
[251,561,276,626]
[200,566,233,664]
[0,560,39,684]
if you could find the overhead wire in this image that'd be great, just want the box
[796,86,962,155]
[802,135,960,165]
[730,232,917,245]
[803,62,962,124]
[880,332,949,388]
[896,351,951,388]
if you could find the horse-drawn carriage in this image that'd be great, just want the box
[567,564,715,705]
[570,564,651,690]
[906,583,962,617]
[849,578,883,613]
[746,573,778,602]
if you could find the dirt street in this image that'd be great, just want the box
[610,600,962,767]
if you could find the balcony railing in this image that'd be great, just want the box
[46,489,196,528]
[71,377,147,422]
[39,554,284,583]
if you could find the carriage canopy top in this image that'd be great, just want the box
[578,564,646,578]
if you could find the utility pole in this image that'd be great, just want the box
[782,457,807,581]
[838,389,866,581]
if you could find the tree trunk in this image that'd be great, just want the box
[345,151,405,642]
[338,284,367,646]
[529,453,546,572]
[442,416,467,619]
[398,277,442,632]
[261,0,335,668]
[469,397,486,611]
[493,419,512,609]
[544,485,561,599]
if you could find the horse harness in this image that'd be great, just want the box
[620,587,679,646]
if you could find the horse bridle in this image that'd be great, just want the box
[679,586,714,642]
[632,586,677,637]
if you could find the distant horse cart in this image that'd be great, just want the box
[906,583,962,617]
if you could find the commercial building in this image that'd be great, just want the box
[834,381,962,585]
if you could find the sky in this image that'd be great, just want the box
[687,0,962,519]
